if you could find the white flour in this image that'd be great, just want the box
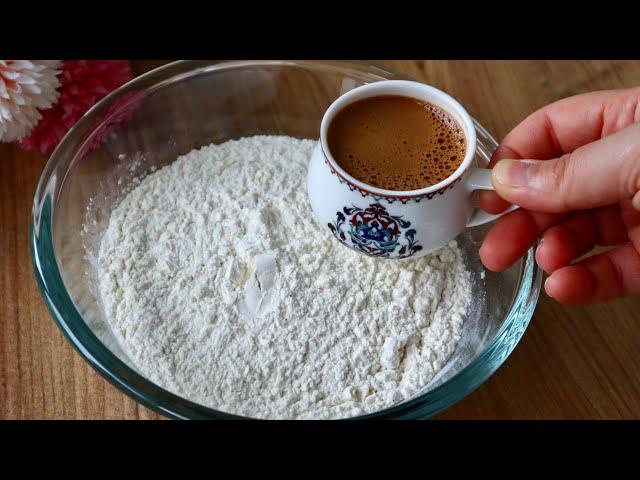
[98,135,471,419]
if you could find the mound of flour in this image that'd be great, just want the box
[98,135,471,419]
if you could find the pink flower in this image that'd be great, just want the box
[16,60,133,156]
[85,89,145,153]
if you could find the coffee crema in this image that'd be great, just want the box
[327,95,467,191]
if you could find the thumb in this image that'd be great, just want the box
[491,122,640,213]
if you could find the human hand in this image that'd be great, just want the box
[478,87,640,305]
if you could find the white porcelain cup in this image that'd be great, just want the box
[307,80,517,259]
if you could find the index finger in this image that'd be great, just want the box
[478,87,640,213]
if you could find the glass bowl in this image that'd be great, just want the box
[31,60,542,419]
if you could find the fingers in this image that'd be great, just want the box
[543,200,640,305]
[479,88,640,303]
[477,189,511,214]
[634,191,640,212]
[478,87,640,215]
[535,212,596,273]
[544,243,640,304]
[494,87,640,161]
[620,198,640,253]
[478,145,521,214]
[491,122,640,213]
[535,207,630,273]
[480,204,629,273]
[592,204,629,245]
[479,210,538,271]
[479,209,565,271]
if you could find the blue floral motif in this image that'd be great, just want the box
[328,203,423,258]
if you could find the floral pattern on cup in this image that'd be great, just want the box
[327,203,423,258]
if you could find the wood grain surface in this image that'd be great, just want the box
[1,60,639,420]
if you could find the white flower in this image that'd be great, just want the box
[0,60,61,142]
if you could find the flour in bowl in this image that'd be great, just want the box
[97,135,471,419]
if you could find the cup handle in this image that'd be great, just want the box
[465,168,519,227]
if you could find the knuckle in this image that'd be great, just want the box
[543,153,576,210]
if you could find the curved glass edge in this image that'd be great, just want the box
[31,61,403,231]
[357,240,541,419]
[30,197,226,419]
[30,60,542,420]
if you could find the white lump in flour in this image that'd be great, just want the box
[98,136,471,419]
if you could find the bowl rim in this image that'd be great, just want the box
[30,59,542,419]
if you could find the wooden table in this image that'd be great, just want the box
[2,60,639,419]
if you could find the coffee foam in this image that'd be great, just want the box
[327,96,467,191]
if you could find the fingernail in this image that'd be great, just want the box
[633,191,640,212]
[493,160,535,187]
[535,237,546,258]
[544,275,555,298]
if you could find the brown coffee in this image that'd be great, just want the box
[327,95,466,191]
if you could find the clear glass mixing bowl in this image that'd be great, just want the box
[31,60,542,419]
